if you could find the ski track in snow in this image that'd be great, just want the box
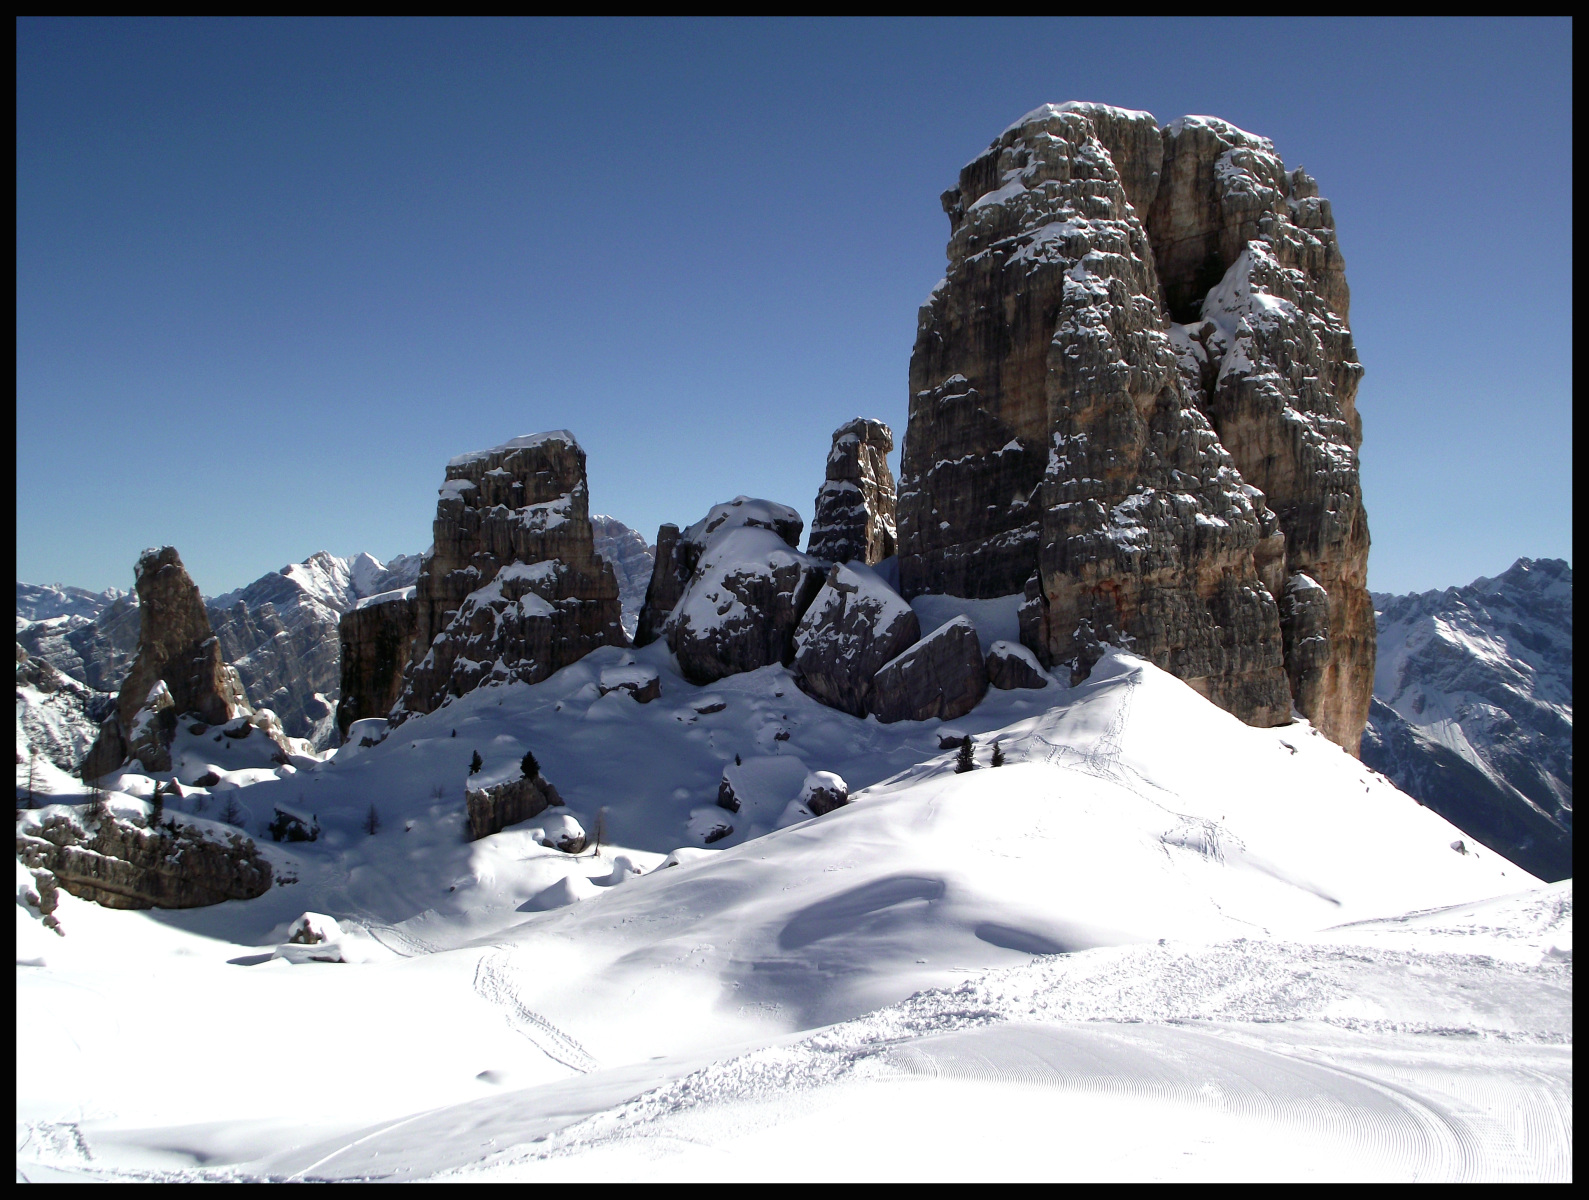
[473,948,600,1074]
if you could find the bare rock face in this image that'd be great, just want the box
[392,432,627,723]
[660,500,825,685]
[81,547,253,777]
[792,563,921,717]
[335,589,417,739]
[900,102,1372,753]
[869,616,988,724]
[17,809,272,909]
[986,640,1048,690]
[465,771,563,842]
[807,419,898,566]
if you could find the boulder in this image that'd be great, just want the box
[798,770,850,816]
[662,504,826,684]
[465,771,564,842]
[394,432,627,723]
[897,102,1372,752]
[792,563,921,717]
[869,617,988,724]
[986,640,1048,690]
[597,663,661,703]
[807,419,898,566]
[16,808,272,910]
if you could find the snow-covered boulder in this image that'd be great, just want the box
[597,663,661,703]
[663,513,826,685]
[986,639,1048,690]
[466,769,565,842]
[870,616,987,724]
[798,770,849,816]
[792,563,921,717]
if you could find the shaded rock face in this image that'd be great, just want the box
[807,419,898,566]
[1362,558,1571,881]
[17,810,272,909]
[82,548,251,777]
[986,640,1048,690]
[335,590,418,739]
[870,617,987,724]
[590,515,655,640]
[792,563,921,717]
[465,772,563,842]
[393,433,627,723]
[661,502,825,685]
[900,102,1371,752]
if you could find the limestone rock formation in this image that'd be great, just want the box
[17,809,272,909]
[657,500,825,684]
[807,419,898,566]
[869,616,987,724]
[81,547,253,777]
[985,640,1048,690]
[466,771,564,842]
[791,563,921,717]
[590,515,655,639]
[899,102,1371,752]
[392,432,627,723]
[335,589,417,739]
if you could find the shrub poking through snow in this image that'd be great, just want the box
[955,738,976,773]
[220,795,245,826]
[521,750,540,779]
[469,750,483,775]
[991,740,1005,768]
[364,803,380,836]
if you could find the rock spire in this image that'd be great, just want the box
[807,418,898,566]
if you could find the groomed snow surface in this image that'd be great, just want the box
[16,648,1571,1181]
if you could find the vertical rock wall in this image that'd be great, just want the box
[334,589,417,738]
[900,103,1372,752]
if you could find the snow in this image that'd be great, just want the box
[14,641,1570,1181]
[352,585,415,611]
[908,592,1022,653]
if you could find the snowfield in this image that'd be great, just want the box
[15,647,1571,1181]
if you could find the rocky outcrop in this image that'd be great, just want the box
[1362,558,1571,881]
[870,616,987,724]
[335,590,417,739]
[82,547,253,777]
[898,102,1371,752]
[807,419,898,566]
[657,500,825,684]
[16,809,272,909]
[392,432,627,723]
[597,663,661,703]
[986,640,1048,690]
[792,563,921,717]
[798,771,849,816]
[590,515,655,639]
[465,771,564,841]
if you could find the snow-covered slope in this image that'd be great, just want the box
[17,643,1566,1181]
[1364,558,1571,881]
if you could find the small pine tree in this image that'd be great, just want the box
[364,803,380,836]
[469,750,483,775]
[220,795,244,827]
[592,807,608,856]
[89,778,110,822]
[734,753,741,766]
[27,758,37,808]
[451,729,456,738]
[954,737,976,774]
[521,750,540,779]
[149,787,166,830]
[991,741,1005,768]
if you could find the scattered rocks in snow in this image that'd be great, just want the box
[466,769,565,842]
[798,771,850,816]
[985,640,1048,690]
[870,617,987,724]
[807,418,898,566]
[792,563,921,718]
[16,806,272,910]
[393,431,628,724]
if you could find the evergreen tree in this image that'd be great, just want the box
[991,740,1005,768]
[220,795,244,826]
[364,803,380,835]
[955,738,976,773]
[521,750,540,779]
[149,787,166,830]
[469,750,483,775]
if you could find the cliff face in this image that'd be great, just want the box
[334,589,417,739]
[899,102,1372,753]
[807,419,898,566]
[390,432,626,722]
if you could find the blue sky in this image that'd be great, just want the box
[16,18,1572,597]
